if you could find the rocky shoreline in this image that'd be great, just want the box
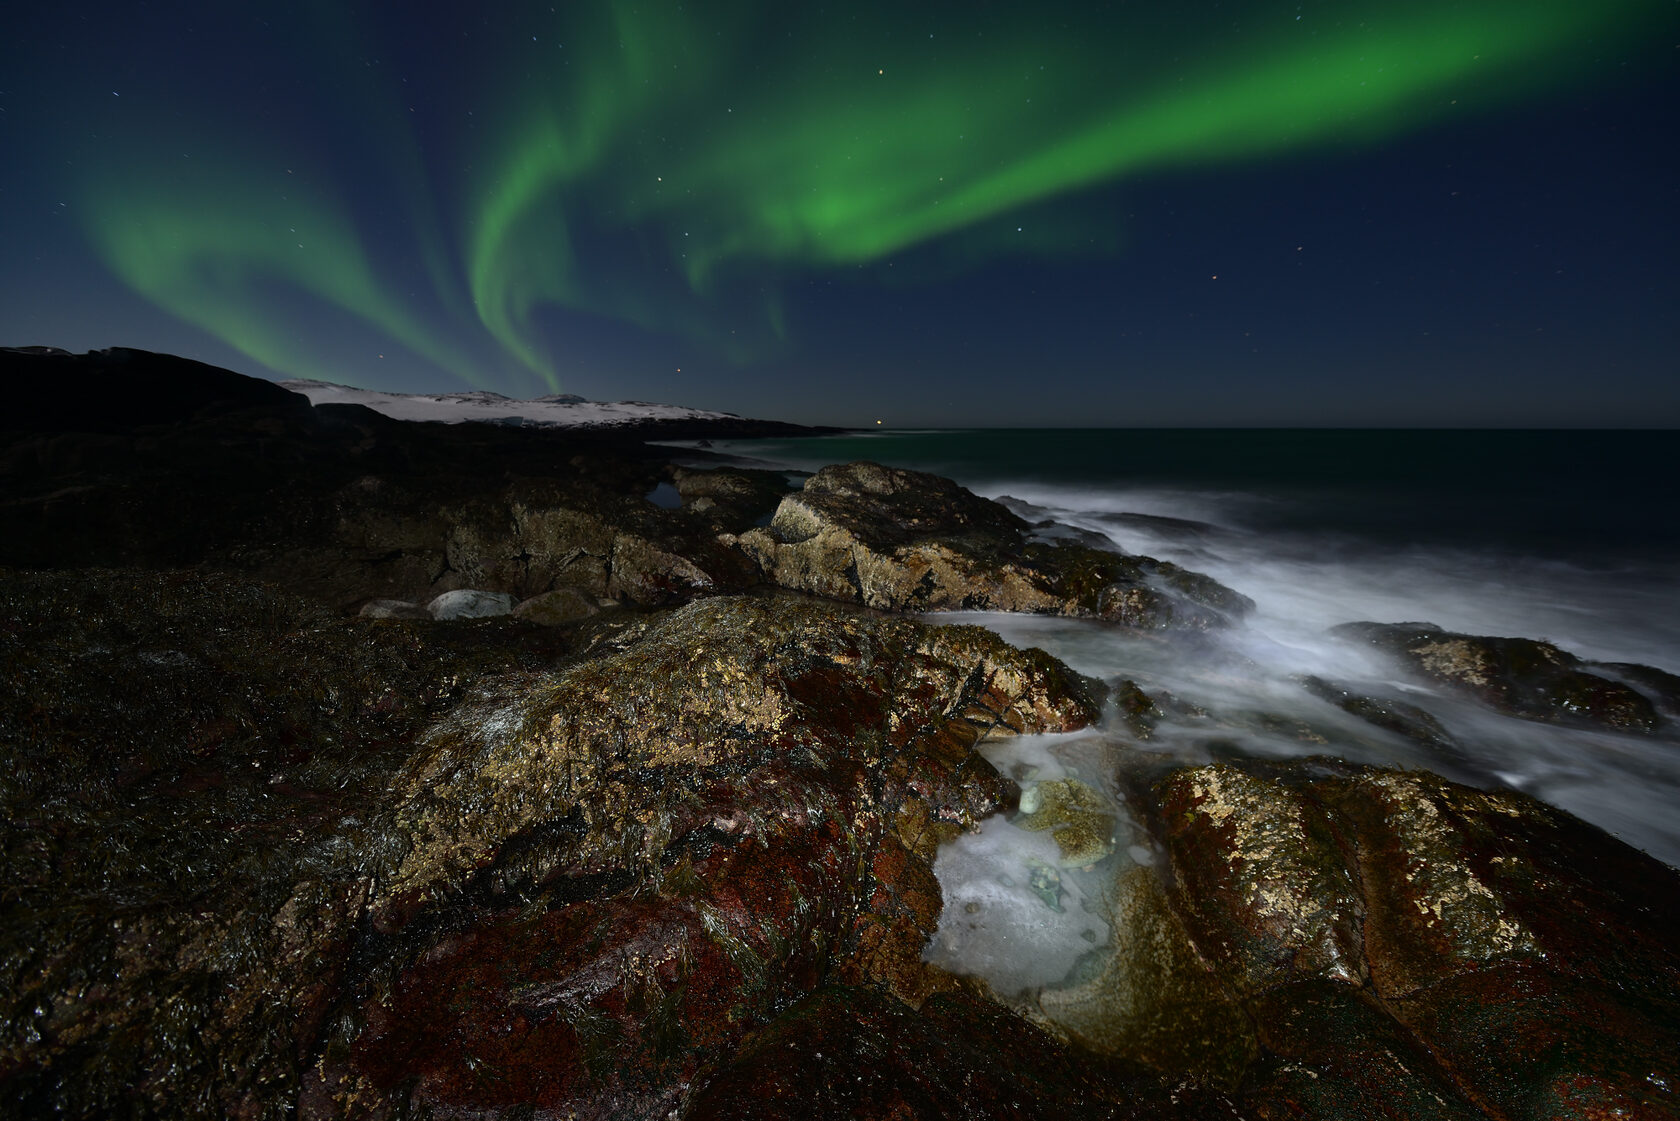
[3,351,1678,1118]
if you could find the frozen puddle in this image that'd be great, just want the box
[924,731,1145,996]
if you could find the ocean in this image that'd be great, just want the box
[701,429,1680,872]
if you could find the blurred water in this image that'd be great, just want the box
[706,429,1680,868]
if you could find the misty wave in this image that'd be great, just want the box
[710,433,1680,998]
[947,481,1680,869]
[921,480,1680,997]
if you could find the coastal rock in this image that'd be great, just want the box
[1034,755,1680,1111]
[1333,622,1667,734]
[426,587,516,618]
[2,572,1107,1118]
[672,465,797,523]
[0,569,512,1118]
[358,597,430,619]
[685,985,1234,1121]
[733,462,1252,629]
[311,594,1103,1117]
[513,586,601,624]
[1295,673,1462,755]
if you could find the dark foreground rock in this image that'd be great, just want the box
[734,462,1252,629]
[1334,622,1675,735]
[1,570,1107,1118]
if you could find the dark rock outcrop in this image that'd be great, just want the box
[1,345,314,433]
[734,462,1252,629]
[1333,622,1669,734]
[1,570,1103,1118]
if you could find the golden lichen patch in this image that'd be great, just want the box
[378,595,1095,913]
[1174,766,1364,987]
[1411,639,1493,688]
[1354,772,1537,962]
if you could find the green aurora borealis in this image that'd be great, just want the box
[10,0,1675,406]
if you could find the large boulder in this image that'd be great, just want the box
[0,571,1105,1118]
[733,462,1252,630]
[1035,755,1680,1116]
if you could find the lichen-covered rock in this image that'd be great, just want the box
[305,594,1104,1118]
[1157,764,1367,992]
[2,571,1110,1119]
[733,462,1252,629]
[1333,622,1668,735]
[672,465,798,524]
[1041,754,1680,1114]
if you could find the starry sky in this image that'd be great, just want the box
[2,1,1675,426]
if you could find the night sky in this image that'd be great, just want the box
[2,1,1675,427]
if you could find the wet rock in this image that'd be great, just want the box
[513,586,601,624]
[3,574,1106,1118]
[1296,674,1460,754]
[1333,622,1665,734]
[1593,660,1680,722]
[1157,764,1367,992]
[1039,754,1680,1112]
[426,587,516,618]
[1017,777,1118,867]
[1390,964,1680,1120]
[0,568,536,1118]
[734,462,1252,630]
[306,595,1103,1117]
[1037,863,1259,1090]
[358,597,430,619]
[1243,980,1486,1120]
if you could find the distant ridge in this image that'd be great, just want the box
[1,348,837,439]
[279,377,742,430]
[1,345,311,432]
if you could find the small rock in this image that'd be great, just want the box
[426,588,516,620]
[512,587,601,625]
[1333,622,1665,734]
[359,598,430,620]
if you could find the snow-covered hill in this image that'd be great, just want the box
[279,378,741,429]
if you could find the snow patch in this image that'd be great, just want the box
[279,378,740,429]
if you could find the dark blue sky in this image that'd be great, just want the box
[2,1,1675,426]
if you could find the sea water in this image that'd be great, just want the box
[695,429,1680,989]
